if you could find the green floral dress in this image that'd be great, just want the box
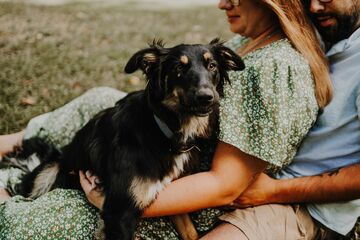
[0,35,321,239]
[220,35,318,170]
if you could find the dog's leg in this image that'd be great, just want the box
[102,195,140,240]
[102,208,138,240]
[171,214,199,240]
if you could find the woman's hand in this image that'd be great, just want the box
[0,130,25,159]
[234,173,278,208]
[0,188,11,203]
[79,170,105,210]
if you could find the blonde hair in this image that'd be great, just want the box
[262,0,333,108]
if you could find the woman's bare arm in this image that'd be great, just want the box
[142,141,267,217]
[80,141,268,215]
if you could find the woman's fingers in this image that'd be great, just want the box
[79,170,105,210]
[0,130,25,158]
[80,170,101,191]
[79,170,93,193]
[85,170,98,189]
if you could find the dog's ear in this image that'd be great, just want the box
[124,40,166,75]
[209,38,245,71]
[209,38,245,97]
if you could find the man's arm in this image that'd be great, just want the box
[235,163,360,208]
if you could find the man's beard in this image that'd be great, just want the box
[311,11,359,44]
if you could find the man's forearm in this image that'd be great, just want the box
[273,163,360,204]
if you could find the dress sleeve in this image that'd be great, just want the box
[219,46,318,168]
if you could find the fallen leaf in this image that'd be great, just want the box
[20,96,37,106]
[128,76,141,86]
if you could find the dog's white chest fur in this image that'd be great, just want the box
[129,152,190,209]
[182,116,209,141]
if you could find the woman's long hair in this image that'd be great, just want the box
[262,0,333,108]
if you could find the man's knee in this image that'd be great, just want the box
[219,204,320,240]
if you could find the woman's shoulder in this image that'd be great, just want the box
[241,38,314,90]
[251,38,310,70]
[224,36,310,69]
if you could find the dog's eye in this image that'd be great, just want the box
[208,62,217,71]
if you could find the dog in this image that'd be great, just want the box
[9,39,244,240]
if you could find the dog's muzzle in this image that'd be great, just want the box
[190,88,217,116]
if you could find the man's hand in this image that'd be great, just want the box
[234,173,277,208]
[79,170,105,210]
[235,163,360,207]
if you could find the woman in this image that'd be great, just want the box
[0,0,332,239]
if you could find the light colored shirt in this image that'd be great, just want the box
[277,27,360,235]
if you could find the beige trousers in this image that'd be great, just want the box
[219,204,342,240]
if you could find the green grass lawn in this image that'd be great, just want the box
[0,2,232,134]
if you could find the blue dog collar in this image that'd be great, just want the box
[153,114,174,139]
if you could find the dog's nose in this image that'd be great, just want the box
[195,88,214,106]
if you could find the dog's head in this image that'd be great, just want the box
[125,39,245,117]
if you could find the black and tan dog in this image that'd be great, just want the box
[10,39,244,240]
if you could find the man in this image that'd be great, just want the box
[234,0,360,238]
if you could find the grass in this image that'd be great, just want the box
[0,1,232,134]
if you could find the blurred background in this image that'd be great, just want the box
[0,0,232,133]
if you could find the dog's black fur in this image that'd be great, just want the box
[10,39,244,240]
